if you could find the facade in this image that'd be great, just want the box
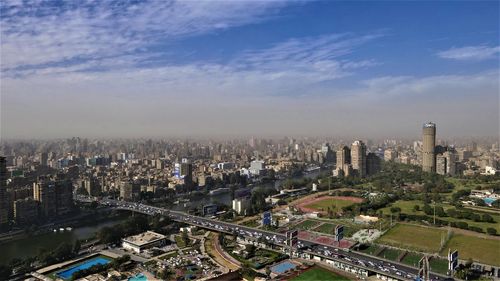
[0,156,8,226]
[84,177,101,197]
[249,160,265,176]
[232,197,250,215]
[55,177,74,216]
[33,181,57,218]
[384,149,397,162]
[122,231,167,253]
[336,146,351,176]
[422,122,436,172]
[39,152,48,166]
[366,153,381,176]
[120,180,140,201]
[351,141,367,178]
[14,197,39,224]
[436,154,447,175]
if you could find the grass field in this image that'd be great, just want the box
[401,252,422,267]
[314,223,336,235]
[377,224,446,252]
[291,266,350,281]
[380,248,402,261]
[429,258,449,274]
[440,234,500,266]
[304,197,360,213]
[380,200,500,233]
[359,244,380,255]
[295,220,321,230]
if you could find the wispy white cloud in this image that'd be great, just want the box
[0,0,288,71]
[437,45,500,61]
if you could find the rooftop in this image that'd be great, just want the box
[122,231,166,246]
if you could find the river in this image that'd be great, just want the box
[0,169,325,264]
[172,169,324,211]
[0,219,125,265]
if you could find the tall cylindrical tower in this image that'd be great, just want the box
[422,122,436,172]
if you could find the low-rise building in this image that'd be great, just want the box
[122,231,167,253]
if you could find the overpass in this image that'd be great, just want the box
[84,198,452,281]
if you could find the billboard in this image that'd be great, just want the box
[448,250,459,271]
[202,204,218,216]
[335,225,344,242]
[262,211,272,226]
[286,230,299,247]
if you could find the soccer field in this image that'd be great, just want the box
[377,223,446,252]
[303,197,361,213]
[291,266,350,281]
[440,234,500,266]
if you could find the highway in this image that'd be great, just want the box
[89,198,452,281]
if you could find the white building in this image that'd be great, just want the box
[249,160,266,176]
[232,198,250,215]
[122,231,167,253]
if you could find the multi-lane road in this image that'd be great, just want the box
[93,198,452,281]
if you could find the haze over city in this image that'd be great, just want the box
[1,0,499,139]
[1,1,500,281]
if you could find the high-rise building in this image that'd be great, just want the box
[384,149,397,162]
[84,177,101,197]
[336,146,351,168]
[351,140,367,177]
[335,146,351,177]
[422,122,436,172]
[0,156,8,226]
[55,176,73,216]
[33,176,73,218]
[33,180,57,218]
[14,198,39,224]
[39,152,48,166]
[366,153,381,176]
[120,180,140,201]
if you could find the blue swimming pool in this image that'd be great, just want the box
[483,198,497,205]
[129,273,148,281]
[270,261,296,274]
[56,257,111,280]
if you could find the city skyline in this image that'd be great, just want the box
[0,1,499,139]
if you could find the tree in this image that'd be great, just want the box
[486,227,497,235]
[158,269,173,279]
[245,244,256,258]
[0,265,12,280]
[181,230,190,247]
[423,204,433,215]
[73,240,81,254]
[482,214,495,223]
[413,205,420,212]
[390,207,401,214]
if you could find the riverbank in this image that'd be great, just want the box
[0,212,130,265]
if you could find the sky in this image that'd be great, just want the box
[0,0,499,139]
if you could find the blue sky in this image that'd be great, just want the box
[0,0,498,138]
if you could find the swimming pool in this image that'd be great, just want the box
[483,198,497,205]
[129,273,148,281]
[56,257,111,280]
[270,261,296,274]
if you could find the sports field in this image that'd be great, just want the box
[290,266,350,281]
[440,234,500,266]
[295,220,321,230]
[380,200,500,233]
[300,196,363,214]
[377,224,446,252]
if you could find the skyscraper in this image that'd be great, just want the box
[422,122,436,173]
[0,156,8,226]
[336,146,352,176]
[351,141,367,177]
